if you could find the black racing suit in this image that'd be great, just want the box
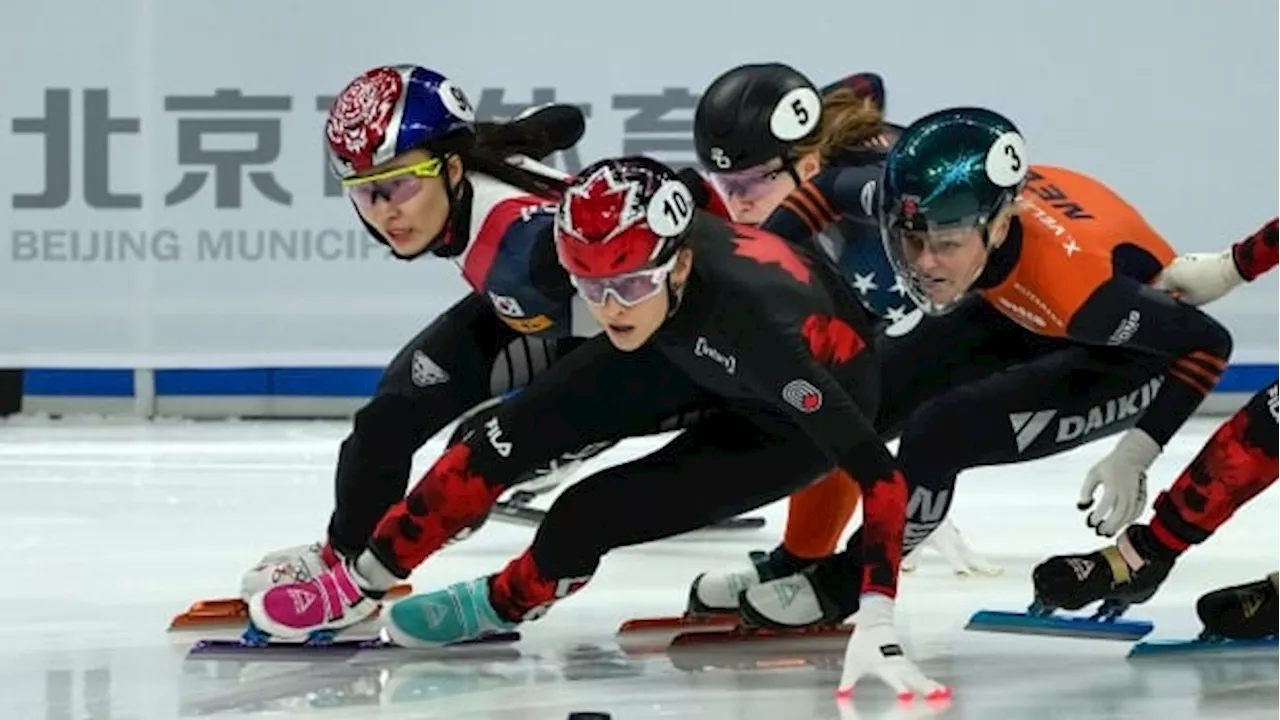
[360,212,911,621]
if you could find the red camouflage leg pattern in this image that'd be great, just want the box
[857,468,908,599]
[1150,385,1279,554]
[370,443,506,576]
[488,548,593,623]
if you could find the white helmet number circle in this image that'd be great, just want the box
[438,79,476,122]
[648,180,695,237]
[770,87,822,142]
[985,131,1027,187]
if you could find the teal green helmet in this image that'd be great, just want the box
[878,107,1028,314]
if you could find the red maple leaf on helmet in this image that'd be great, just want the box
[801,314,865,364]
[562,165,642,242]
[731,227,811,285]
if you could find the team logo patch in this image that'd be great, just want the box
[782,379,823,413]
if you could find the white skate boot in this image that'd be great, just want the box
[687,549,811,615]
[901,518,1002,577]
[738,567,851,629]
[240,541,339,600]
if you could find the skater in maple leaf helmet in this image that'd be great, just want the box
[246,155,947,701]
[773,106,1239,681]
[685,64,1000,627]
[239,64,625,601]
[1033,219,1278,638]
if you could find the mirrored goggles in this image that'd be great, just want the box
[341,158,443,211]
[570,254,679,307]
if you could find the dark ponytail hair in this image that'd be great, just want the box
[434,108,582,198]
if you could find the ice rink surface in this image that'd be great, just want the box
[0,416,1274,720]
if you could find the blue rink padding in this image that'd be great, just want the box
[21,363,1279,398]
[1127,635,1277,659]
[965,609,1154,641]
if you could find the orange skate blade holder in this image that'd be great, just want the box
[667,621,856,647]
[167,583,412,631]
[617,613,739,635]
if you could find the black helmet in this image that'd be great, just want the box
[694,63,823,173]
[879,107,1029,314]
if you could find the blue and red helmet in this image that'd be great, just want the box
[325,64,476,179]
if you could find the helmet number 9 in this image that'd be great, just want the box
[438,80,476,122]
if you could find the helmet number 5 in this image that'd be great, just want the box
[791,98,809,125]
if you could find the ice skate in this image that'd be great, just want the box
[1031,524,1175,617]
[965,525,1171,641]
[1197,572,1278,641]
[385,576,519,648]
[1127,572,1278,657]
[686,547,810,615]
[738,562,857,630]
[901,518,1002,577]
[245,558,382,642]
[241,541,339,599]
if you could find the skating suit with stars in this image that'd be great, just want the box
[447,168,578,339]
[760,146,922,333]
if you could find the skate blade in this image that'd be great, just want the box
[615,614,739,655]
[168,583,412,631]
[187,629,521,660]
[705,516,766,531]
[965,610,1153,641]
[617,613,739,635]
[1127,635,1278,659]
[669,622,855,648]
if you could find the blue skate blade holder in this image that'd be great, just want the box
[1128,635,1278,659]
[966,599,1153,642]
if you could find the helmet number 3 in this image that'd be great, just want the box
[985,131,1028,187]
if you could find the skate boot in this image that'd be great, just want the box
[687,546,813,615]
[1196,572,1278,640]
[385,576,518,648]
[1032,524,1175,617]
[738,556,860,629]
[240,541,341,599]
[245,557,384,641]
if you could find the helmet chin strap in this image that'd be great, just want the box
[428,162,473,259]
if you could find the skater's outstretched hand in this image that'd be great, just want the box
[837,595,949,702]
[1078,429,1159,537]
[1152,249,1242,306]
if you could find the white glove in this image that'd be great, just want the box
[901,519,1003,577]
[837,594,949,701]
[1078,428,1160,537]
[1152,249,1245,306]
